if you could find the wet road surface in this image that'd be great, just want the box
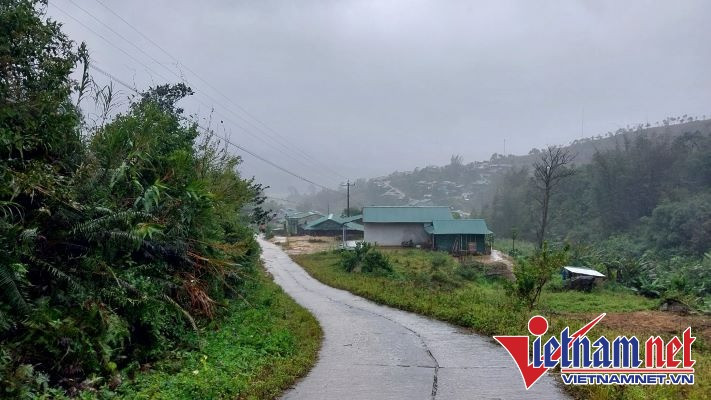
[259,237,568,400]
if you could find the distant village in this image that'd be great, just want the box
[267,205,493,255]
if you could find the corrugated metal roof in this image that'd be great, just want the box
[304,214,364,231]
[344,222,364,231]
[362,206,453,223]
[286,210,323,219]
[341,214,363,223]
[563,266,606,278]
[427,219,492,235]
[303,214,332,229]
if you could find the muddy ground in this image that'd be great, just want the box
[270,235,341,255]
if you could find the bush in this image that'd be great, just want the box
[511,242,569,310]
[0,1,269,395]
[340,243,392,275]
[456,264,482,281]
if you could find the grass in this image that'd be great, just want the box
[115,268,321,400]
[292,249,709,400]
[494,237,538,256]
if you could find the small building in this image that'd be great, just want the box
[562,266,606,291]
[304,214,364,239]
[285,211,324,235]
[363,206,453,246]
[425,219,493,255]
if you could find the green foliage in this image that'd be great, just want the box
[294,249,708,400]
[644,192,711,255]
[0,1,274,396]
[511,242,570,310]
[339,242,393,275]
[117,271,321,400]
[485,131,711,304]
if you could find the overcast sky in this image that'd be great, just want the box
[47,0,711,195]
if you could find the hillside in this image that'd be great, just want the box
[289,117,711,215]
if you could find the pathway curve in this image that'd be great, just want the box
[259,237,567,400]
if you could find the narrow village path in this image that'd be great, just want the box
[258,237,568,400]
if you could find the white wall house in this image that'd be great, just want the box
[362,206,453,246]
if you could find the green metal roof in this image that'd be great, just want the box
[303,215,331,230]
[287,211,323,220]
[304,214,364,231]
[340,214,363,223]
[344,222,364,231]
[362,206,453,223]
[426,219,492,235]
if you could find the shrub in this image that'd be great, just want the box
[511,242,569,310]
[0,1,268,395]
[340,243,392,275]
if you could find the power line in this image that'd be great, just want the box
[52,1,342,185]
[90,0,348,181]
[49,2,174,84]
[205,124,339,193]
[86,62,340,194]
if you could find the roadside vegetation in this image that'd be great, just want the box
[293,247,710,400]
[0,1,319,397]
[118,270,320,400]
[486,134,711,311]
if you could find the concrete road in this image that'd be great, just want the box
[259,237,568,400]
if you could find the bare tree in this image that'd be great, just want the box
[533,146,576,248]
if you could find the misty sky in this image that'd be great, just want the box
[47,0,711,195]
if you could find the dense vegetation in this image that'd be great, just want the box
[289,117,711,310]
[486,132,711,308]
[294,248,710,400]
[0,1,319,397]
[118,270,320,400]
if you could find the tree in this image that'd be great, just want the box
[341,207,361,217]
[0,2,265,394]
[532,146,575,248]
[449,154,463,166]
[512,242,570,310]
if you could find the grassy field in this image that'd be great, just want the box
[493,237,538,256]
[116,268,321,400]
[292,248,709,400]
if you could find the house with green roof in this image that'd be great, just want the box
[363,206,493,254]
[362,206,452,246]
[304,213,364,239]
[425,219,493,254]
[285,210,324,235]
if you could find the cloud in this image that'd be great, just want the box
[49,0,711,194]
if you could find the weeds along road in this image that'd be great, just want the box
[258,238,568,400]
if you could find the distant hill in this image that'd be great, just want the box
[508,118,711,167]
[288,117,711,215]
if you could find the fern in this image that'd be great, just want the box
[0,264,29,315]
[28,256,84,294]
[73,210,150,237]
[0,201,23,222]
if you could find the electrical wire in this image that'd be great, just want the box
[89,0,348,181]
[50,1,345,187]
[86,62,340,194]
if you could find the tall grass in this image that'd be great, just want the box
[117,268,321,399]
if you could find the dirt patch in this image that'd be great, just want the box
[270,235,340,255]
[578,311,711,344]
[471,250,515,279]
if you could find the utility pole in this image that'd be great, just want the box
[341,180,355,217]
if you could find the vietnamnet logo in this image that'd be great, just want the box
[494,314,695,389]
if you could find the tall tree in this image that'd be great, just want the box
[533,146,575,248]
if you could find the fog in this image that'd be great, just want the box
[48,0,711,195]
